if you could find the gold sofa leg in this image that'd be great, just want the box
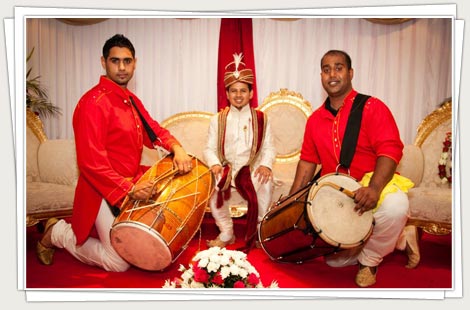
[402,225,421,269]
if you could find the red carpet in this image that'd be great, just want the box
[26,215,452,289]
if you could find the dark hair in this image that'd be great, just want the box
[321,50,352,69]
[102,34,135,59]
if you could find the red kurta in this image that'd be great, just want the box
[301,89,403,180]
[71,76,180,245]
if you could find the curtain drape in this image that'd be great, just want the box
[26,17,452,145]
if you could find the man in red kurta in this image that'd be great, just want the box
[36,34,193,271]
[289,50,412,287]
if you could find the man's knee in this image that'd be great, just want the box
[381,191,409,220]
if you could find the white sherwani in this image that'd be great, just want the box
[203,104,276,242]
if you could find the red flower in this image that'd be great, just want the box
[233,280,246,288]
[438,132,452,184]
[193,265,210,283]
[247,273,260,286]
[212,272,224,285]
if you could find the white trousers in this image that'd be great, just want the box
[325,189,410,268]
[50,199,130,272]
[209,172,273,242]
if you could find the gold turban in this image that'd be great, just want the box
[223,53,254,88]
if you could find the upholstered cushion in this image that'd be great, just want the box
[263,104,307,159]
[272,161,297,184]
[258,89,312,162]
[37,139,78,186]
[26,181,75,214]
[396,144,424,187]
[140,146,162,167]
[161,112,213,163]
[408,187,452,223]
[26,127,41,182]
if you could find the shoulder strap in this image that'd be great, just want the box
[129,96,158,143]
[339,93,370,169]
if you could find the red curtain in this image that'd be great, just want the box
[217,18,258,111]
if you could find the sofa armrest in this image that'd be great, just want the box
[396,144,424,187]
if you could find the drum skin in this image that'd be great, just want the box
[306,173,374,249]
[110,155,214,271]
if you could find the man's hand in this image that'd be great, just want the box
[254,165,273,184]
[210,164,223,179]
[128,180,156,200]
[353,186,380,215]
[171,144,193,174]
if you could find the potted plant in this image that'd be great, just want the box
[26,47,61,119]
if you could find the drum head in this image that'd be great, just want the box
[111,221,172,271]
[307,173,373,249]
[110,154,214,271]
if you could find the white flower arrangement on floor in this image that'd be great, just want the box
[162,246,279,288]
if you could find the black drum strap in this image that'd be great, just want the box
[339,93,370,169]
[129,96,159,144]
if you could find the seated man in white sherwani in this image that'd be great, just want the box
[203,53,276,250]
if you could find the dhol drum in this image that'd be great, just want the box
[110,154,214,271]
[306,173,374,250]
[258,183,335,264]
[259,173,374,264]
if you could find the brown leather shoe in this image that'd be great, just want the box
[355,264,377,287]
[206,235,235,248]
[36,217,59,265]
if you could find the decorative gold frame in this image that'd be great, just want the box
[406,218,451,235]
[258,88,312,163]
[161,111,214,128]
[26,108,47,143]
[27,209,74,228]
[414,100,452,147]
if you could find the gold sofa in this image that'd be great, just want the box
[26,109,77,227]
[395,100,453,268]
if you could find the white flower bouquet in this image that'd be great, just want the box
[162,246,278,288]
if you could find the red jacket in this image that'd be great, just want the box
[71,76,180,245]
